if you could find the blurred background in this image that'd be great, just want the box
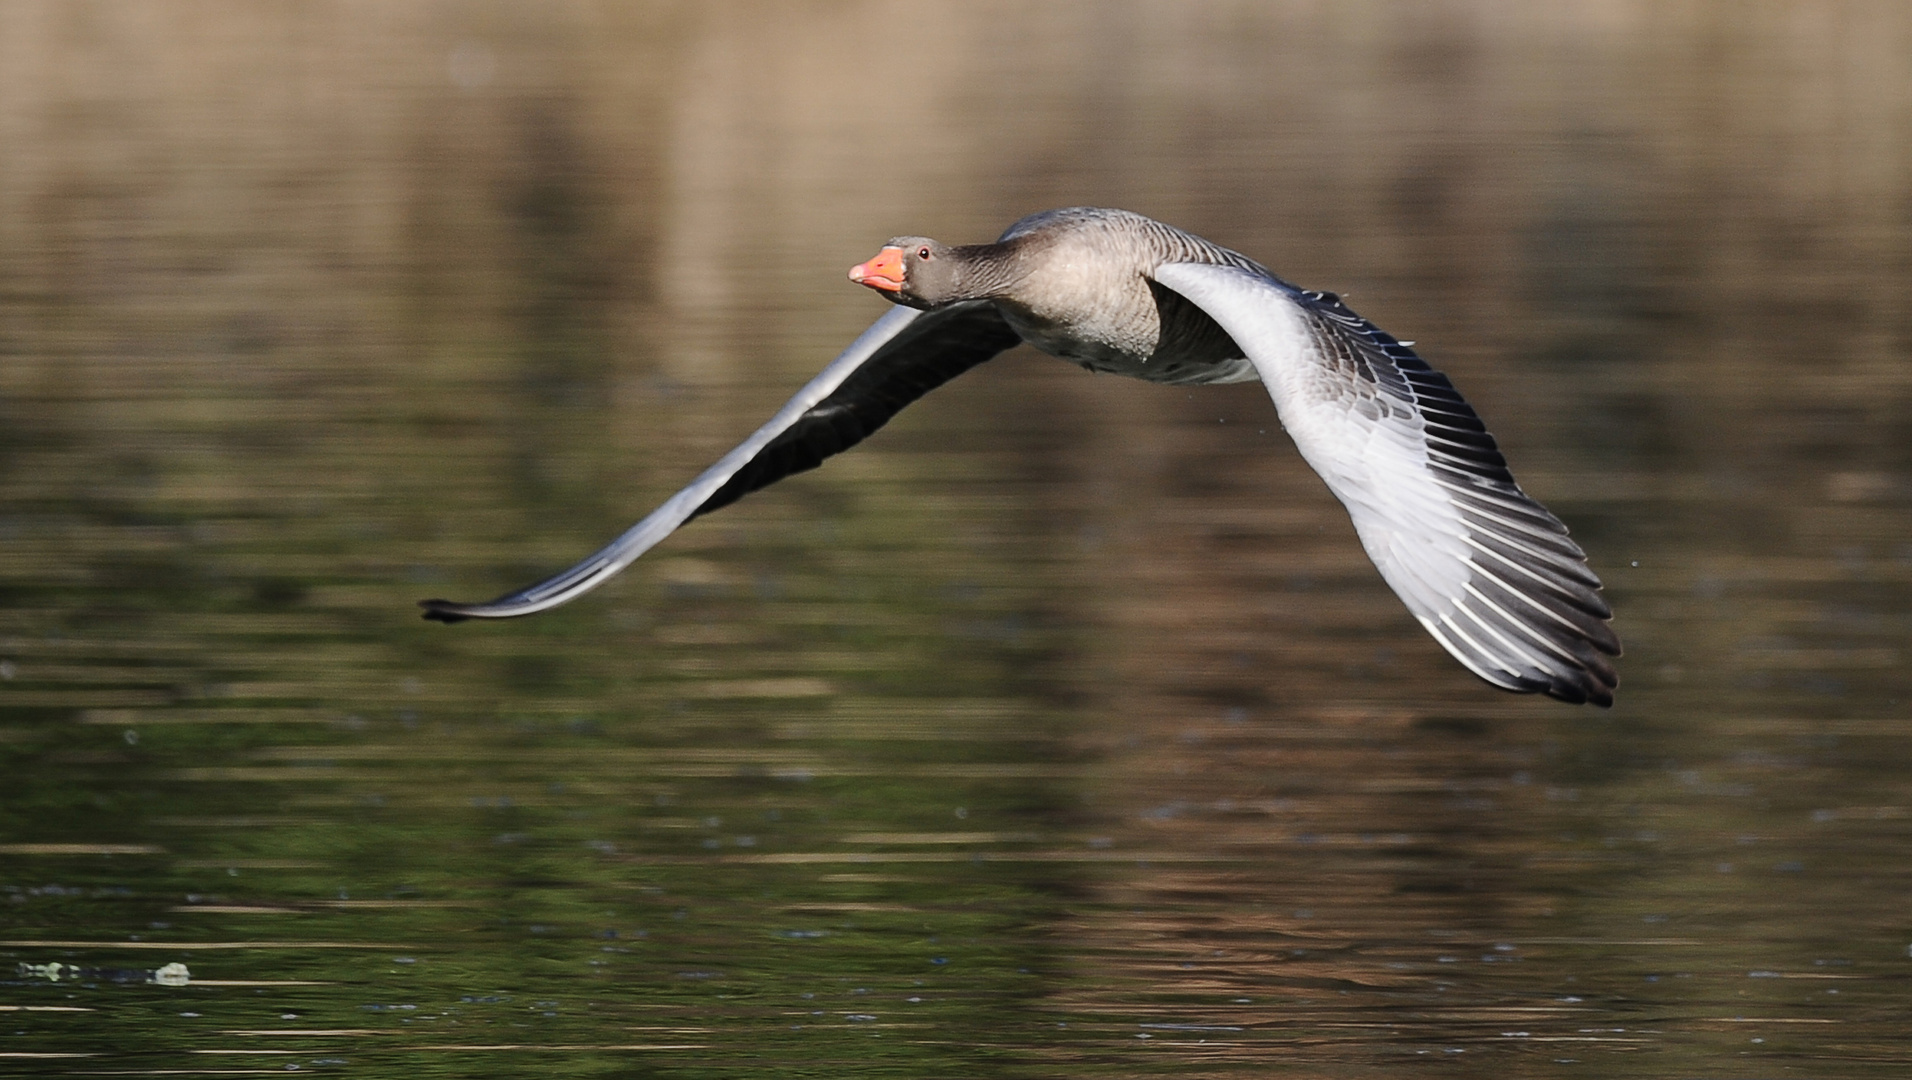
[2,2,1911,1076]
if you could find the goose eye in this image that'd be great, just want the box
[917,246,932,260]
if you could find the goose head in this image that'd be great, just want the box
[848,237,972,310]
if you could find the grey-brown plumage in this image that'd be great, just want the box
[884,209,1263,383]
[423,207,1619,706]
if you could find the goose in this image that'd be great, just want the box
[421,208,1620,705]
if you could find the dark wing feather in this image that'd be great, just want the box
[421,301,1020,622]
[693,301,1021,517]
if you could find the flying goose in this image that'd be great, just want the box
[422,208,1619,705]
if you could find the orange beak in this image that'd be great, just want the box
[848,246,906,293]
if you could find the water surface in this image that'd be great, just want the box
[3,3,1912,1076]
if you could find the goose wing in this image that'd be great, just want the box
[1152,262,1620,705]
[421,300,1022,622]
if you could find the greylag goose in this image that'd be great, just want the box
[422,208,1620,705]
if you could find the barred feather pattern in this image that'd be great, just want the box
[1153,261,1620,705]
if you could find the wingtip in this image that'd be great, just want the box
[1543,668,1618,708]
[419,599,473,624]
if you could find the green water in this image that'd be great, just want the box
[4,3,1912,1076]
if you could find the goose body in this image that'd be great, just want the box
[422,208,1620,706]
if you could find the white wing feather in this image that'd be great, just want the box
[1152,261,1618,704]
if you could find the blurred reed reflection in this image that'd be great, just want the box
[2,1,1911,1076]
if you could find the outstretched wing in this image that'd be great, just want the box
[421,300,1022,622]
[1153,262,1620,706]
